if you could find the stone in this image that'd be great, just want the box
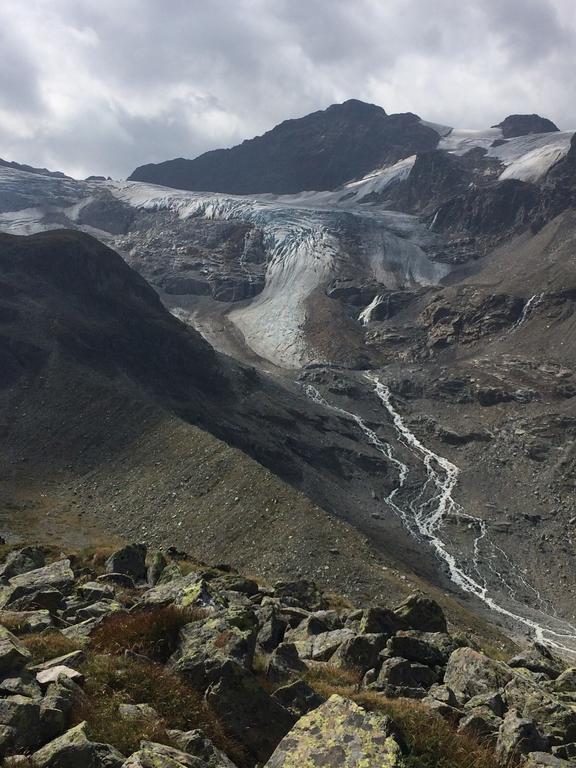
[77,582,115,602]
[393,593,447,633]
[272,680,326,718]
[551,668,576,694]
[384,630,458,666]
[62,617,103,643]
[32,721,125,767]
[374,656,438,694]
[257,611,287,652]
[76,599,123,621]
[105,544,147,583]
[0,672,42,699]
[284,611,342,641]
[330,633,388,673]
[0,625,32,675]
[464,691,505,717]
[266,643,308,683]
[457,706,502,744]
[5,589,65,613]
[273,580,326,611]
[31,650,85,673]
[496,710,550,763]
[97,573,136,589]
[263,694,404,767]
[359,606,406,635]
[525,753,572,768]
[123,741,204,767]
[147,551,168,586]
[509,643,564,680]
[0,546,45,583]
[444,647,513,702]
[2,560,74,608]
[206,660,295,764]
[165,729,238,767]
[40,675,88,744]
[0,695,42,750]
[170,607,258,688]
[552,743,576,760]
[37,666,85,688]
[293,629,356,662]
[118,703,159,721]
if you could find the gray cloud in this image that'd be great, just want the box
[0,0,574,178]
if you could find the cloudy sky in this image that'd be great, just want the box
[0,0,575,179]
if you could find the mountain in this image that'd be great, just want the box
[129,99,439,193]
[1,100,576,661]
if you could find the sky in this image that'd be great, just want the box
[0,0,575,179]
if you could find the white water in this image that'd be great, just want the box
[506,294,544,336]
[304,375,576,655]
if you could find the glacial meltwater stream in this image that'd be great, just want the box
[304,374,576,656]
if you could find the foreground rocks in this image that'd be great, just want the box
[1,542,576,767]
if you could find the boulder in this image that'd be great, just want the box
[373,656,438,696]
[257,610,287,652]
[40,675,88,744]
[284,611,342,641]
[496,710,550,763]
[551,668,576,694]
[525,753,572,768]
[0,695,41,750]
[0,626,32,675]
[264,694,404,767]
[444,647,513,702]
[32,721,124,767]
[147,552,168,586]
[170,607,258,687]
[457,706,502,744]
[293,629,356,662]
[30,650,85,673]
[165,729,238,767]
[37,666,85,689]
[0,672,42,699]
[273,580,326,611]
[393,594,447,633]
[205,660,295,764]
[266,643,308,683]
[330,633,388,673]
[105,544,147,583]
[2,560,74,609]
[122,741,204,767]
[77,582,115,602]
[359,606,406,635]
[509,643,564,680]
[384,630,458,666]
[0,547,45,583]
[117,703,159,722]
[272,680,325,718]
[0,609,53,634]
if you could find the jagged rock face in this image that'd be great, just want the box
[493,115,560,139]
[0,158,70,180]
[129,100,439,194]
[432,178,540,236]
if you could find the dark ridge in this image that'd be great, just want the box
[492,114,560,139]
[0,157,71,179]
[128,100,439,194]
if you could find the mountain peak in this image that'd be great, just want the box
[492,113,560,138]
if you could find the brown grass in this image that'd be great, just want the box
[77,653,245,763]
[0,612,29,635]
[21,632,83,664]
[70,546,118,575]
[90,605,206,663]
[304,666,499,768]
[323,592,355,612]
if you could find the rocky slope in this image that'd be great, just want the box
[1,541,575,767]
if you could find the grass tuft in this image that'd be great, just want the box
[76,653,245,763]
[21,632,83,664]
[90,605,206,663]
